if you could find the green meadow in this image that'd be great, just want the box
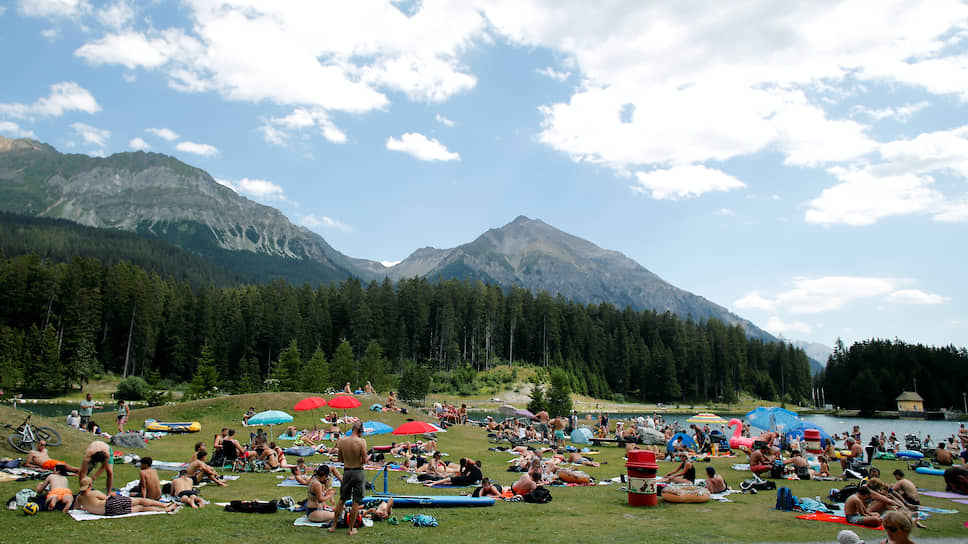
[1,394,965,543]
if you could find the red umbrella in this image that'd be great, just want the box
[328,394,362,423]
[328,395,362,409]
[294,397,327,430]
[392,420,439,436]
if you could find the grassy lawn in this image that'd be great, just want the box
[1,394,965,543]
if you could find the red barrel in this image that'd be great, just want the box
[804,429,822,453]
[625,450,659,506]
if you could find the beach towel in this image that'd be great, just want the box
[68,509,174,521]
[795,512,883,530]
[731,464,750,471]
[278,478,339,488]
[954,499,968,505]
[919,490,967,499]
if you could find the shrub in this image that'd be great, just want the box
[116,376,151,401]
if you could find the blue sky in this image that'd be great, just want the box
[1,1,966,350]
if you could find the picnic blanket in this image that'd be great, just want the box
[293,515,373,528]
[731,464,750,471]
[68,509,175,521]
[795,512,883,530]
[278,478,340,488]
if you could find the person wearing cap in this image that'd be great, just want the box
[66,410,80,429]
[330,420,367,535]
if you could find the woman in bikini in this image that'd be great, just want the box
[307,465,337,523]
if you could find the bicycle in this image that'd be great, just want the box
[5,414,61,453]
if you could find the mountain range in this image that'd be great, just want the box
[0,135,777,342]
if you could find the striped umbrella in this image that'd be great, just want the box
[686,413,727,425]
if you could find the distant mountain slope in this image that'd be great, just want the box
[388,216,776,341]
[0,136,381,285]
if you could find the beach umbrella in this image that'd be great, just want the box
[498,404,517,416]
[514,408,535,419]
[746,407,800,432]
[294,397,327,430]
[686,413,727,425]
[328,394,362,421]
[392,420,439,436]
[247,409,293,439]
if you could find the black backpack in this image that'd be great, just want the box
[830,484,860,503]
[523,486,553,503]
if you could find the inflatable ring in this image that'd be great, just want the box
[557,468,592,485]
[661,485,711,503]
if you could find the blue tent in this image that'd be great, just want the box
[570,427,593,445]
[746,407,801,433]
[666,432,697,453]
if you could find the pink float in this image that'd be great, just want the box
[727,418,755,450]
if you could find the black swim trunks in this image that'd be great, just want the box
[105,494,132,516]
[178,490,198,498]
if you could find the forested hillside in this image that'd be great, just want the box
[0,253,813,403]
[821,339,968,413]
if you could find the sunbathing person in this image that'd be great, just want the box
[138,457,162,500]
[511,470,541,497]
[36,463,74,513]
[844,486,882,527]
[472,477,503,498]
[307,465,337,522]
[865,478,908,514]
[185,450,227,486]
[289,464,311,485]
[363,496,394,521]
[660,453,696,484]
[172,470,204,508]
[74,477,176,516]
[704,466,727,494]
[564,451,600,467]
[25,440,80,474]
[425,458,482,487]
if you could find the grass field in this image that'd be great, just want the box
[1,394,965,543]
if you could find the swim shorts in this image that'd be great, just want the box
[105,493,132,516]
[41,459,65,470]
[554,430,566,440]
[47,487,72,500]
[340,468,365,505]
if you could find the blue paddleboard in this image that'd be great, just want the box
[357,495,494,507]
[915,466,945,476]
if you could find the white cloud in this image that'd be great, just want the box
[300,214,352,232]
[435,114,455,127]
[717,208,734,216]
[764,316,814,336]
[41,28,58,41]
[0,6,6,16]
[75,30,198,70]
[536,66,570,82]
[887,289,949,305]
[216,177,286,202]
[738,276,943,316]
[128,137,150,150]
[0,82,100,119]
[97,1,134,30]
[734,292,776,312]
[70,122,110,148]
[260,107,347,146]
[175,141,218,157]
[851,101,930,123]
[0,121,36,139]
[75,2,487,114]
[805,167,942,226]
[19,0,90,18]
[386,132,460,161]
[631,165,745,200]
[145,127,179,141]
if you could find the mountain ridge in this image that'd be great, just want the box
[0,135,774,342]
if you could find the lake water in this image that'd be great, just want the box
[472,410,966,445]
[5,400,117,418]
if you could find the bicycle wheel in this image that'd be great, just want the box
[8,433,33,454]
[35,427,61,446]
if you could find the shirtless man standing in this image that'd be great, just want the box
[74,476,175,516]
[844,486,882,527]
[185,450,228,486]
[138,457,162,500]
[172,470,204,508]
[79,440,114,493]
[37,463,74,512]
[25,440,80,473]
[330,420,367,535]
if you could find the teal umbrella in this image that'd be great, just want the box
[247,410,293,439]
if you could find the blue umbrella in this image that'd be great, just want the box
[344,420,393,437]
[746,407,800,432]
[247,409,293,439]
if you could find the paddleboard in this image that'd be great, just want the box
[915,466,945,476]
[358,495,494,507]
